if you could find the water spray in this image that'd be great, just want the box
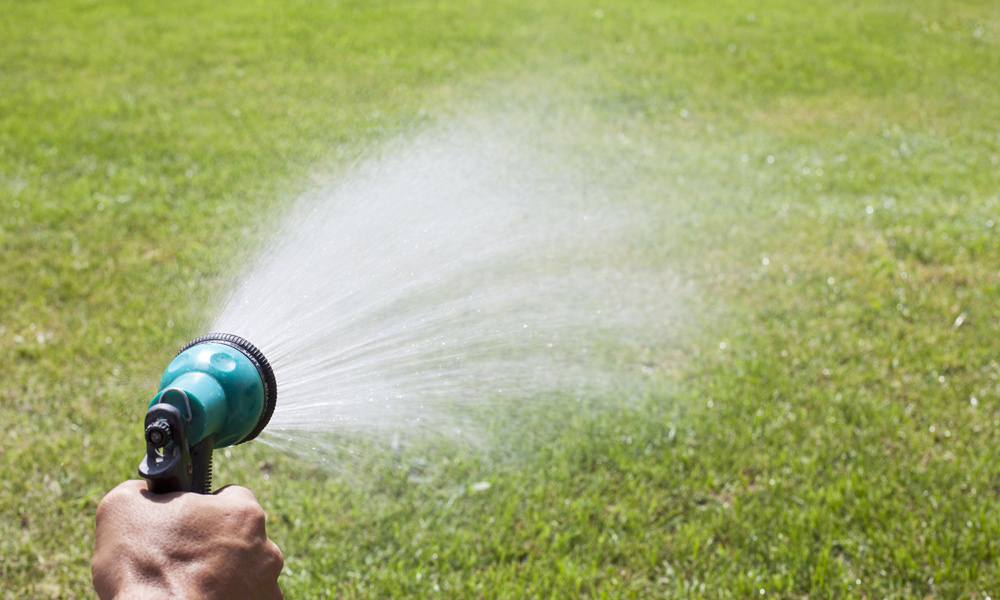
[197,125,680,463]
[138,333,277,494]
[127,126,676,469]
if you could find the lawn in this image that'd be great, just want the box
[2,0,999,597]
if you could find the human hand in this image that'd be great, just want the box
[92,480,284,600]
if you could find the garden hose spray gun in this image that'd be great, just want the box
[138,333,277,494]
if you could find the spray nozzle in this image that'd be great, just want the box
[138,333,277,494]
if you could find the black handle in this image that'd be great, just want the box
[188,435,215,494]
[138,403,215,494]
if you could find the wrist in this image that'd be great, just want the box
[104,583,174,600]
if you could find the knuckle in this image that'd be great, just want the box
[229,502,268,536]
[217,484,258,503]
[239,502,267,523]
[96,487,128,519]
[269,542,284,569]
[258,539,284,578]
[94,497,112,520]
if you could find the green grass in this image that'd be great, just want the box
[2,0,1000,597]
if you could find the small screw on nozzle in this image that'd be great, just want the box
[145,420,172,447]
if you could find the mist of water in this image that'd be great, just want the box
[211,123,684,461]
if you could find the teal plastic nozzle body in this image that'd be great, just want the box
[139,333,277,494]
[151,340,268,448]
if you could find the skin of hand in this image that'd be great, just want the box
[92,480,284,600]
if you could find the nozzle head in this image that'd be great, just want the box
[149,334,277,448]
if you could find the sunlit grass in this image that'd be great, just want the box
[2,0,999,597]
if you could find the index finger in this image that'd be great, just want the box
[214,484,258,500]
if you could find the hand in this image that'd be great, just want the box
[92,480,284,600]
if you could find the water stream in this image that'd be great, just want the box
[211,123,683,462]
